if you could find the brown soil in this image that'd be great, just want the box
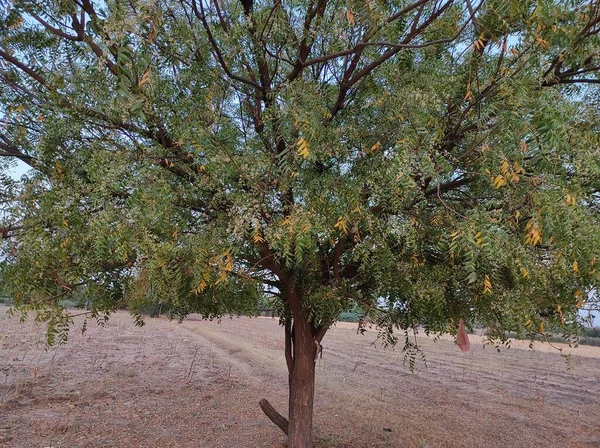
[1,307,599,448]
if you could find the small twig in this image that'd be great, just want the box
[186,346,200,381]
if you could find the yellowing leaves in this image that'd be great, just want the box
[475,231,485,246]
[493,175,506,189]
[194,278,207,294]
[473,33,487,51]
[138,70,152,88]
[524,220,542,246]
[334,216,349,234]
[572,260,579,273]
[483,275,492,294]
[296,137,310,159]
[464,82,474,101]
[8,16,23,29]
[448,229,464,246]
[214,251,233,285]
[368,140,381,153]
[60,237,71,249]
[565,193,576,206]
[215,270,228,285]
[520,140,527,152]
[252,233,265,244]
[411,253,425,267]
[511,161,525,182]
[431,214,443,226]
[520,267,529,278]
[575,289,585,308]
[492,160,525,188]
[494,160,525,187]
[534,33,549,49]
[557,304,565,326]
[345,8,355,26]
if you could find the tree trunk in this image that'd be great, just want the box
[256,278,320,447]
[287,318,317,448]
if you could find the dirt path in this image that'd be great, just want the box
[1,309,599,447]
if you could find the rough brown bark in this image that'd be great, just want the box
[254,268,319,448]
[259,319,317,447]
[287,316,317,448]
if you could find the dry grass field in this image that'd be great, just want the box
[1,306,599,448]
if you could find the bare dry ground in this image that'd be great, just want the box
[1,306,599,448]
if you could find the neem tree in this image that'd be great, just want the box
[2,0,600,446]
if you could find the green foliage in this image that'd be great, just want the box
[584,327,600,339]
[579,336,600,347]
[338,311,361,323]
[0,0,599,353]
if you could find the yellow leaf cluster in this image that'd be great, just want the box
[410,253,424,267]
[431,214,442,225]
[493,175,506,188]
[214,252,233,285]
[464,82,474,101]
[483,275,492,294]
[297,137,310,159]
[368,140,381,153]
[524,220,542,246]
[495,160,525,186]
[334,216,349,234]
[346,8,355,26]
[215,270,228,285]
[473,34,486,51]
[565,193,576,206]
[475,231,485,246]
[534,33,549,48]
[575,289,585,308]
[557,304,565,326]
[138,70,152,88]
[449,229,463,240]
[193,278,207,294]
[520,140,527,152]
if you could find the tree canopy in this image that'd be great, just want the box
[1,0,600,446]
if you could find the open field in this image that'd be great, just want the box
[1,307,599,448]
